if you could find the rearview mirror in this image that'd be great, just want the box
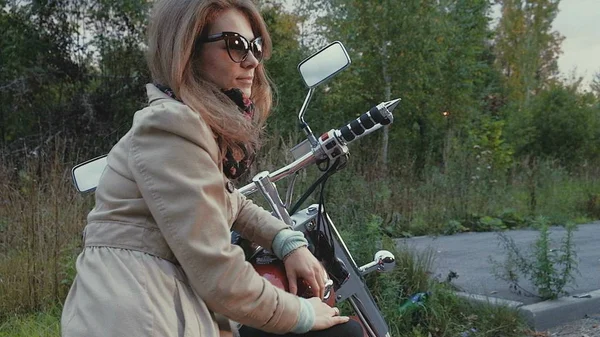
[71,155,107,193]
[298,41,351,88]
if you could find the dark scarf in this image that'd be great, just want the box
[155,84,255,180]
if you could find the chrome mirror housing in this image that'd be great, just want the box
[71,155,107,193]
[298,41,351,88]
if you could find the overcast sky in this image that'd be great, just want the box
[552,0,600,89]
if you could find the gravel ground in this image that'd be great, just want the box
[542,314,600,337]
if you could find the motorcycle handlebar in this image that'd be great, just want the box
[239,98,400,197]
[239,151,316,196]
[338,105,392,143]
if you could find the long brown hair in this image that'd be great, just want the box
[146,0,273,154]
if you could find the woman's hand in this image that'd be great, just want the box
[283,247,327,298]
[306,297,350,330]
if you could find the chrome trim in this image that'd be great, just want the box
[252,171,293,226]
[350,296,377,337]
[239,151,316,196]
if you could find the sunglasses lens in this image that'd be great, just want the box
[225,36,249,62]
[224,35,263,63]
[252,37,263,62]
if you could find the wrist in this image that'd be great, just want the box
[291,297,315,333]
[282,246,305,262]
[271,229,308,260]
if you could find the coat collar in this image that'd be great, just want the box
[146,83,178,106]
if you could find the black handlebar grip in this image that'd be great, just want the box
[369,106,392,125]
[338,106,389,143]
[350,119,365,136]
[340,125,355,142]
[359,113,376,129]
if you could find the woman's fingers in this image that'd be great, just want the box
[331,315,351,325]
[287,269,298,295]
[305,277,321,299]
[311,266,326,299]
[282,247,331,299]
[308,298,350,331]
[316,267,326,299]
[306,266,327,299]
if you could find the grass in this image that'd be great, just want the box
[317,157,600,237]
[340,220,529,337]
[0,142,92,318]
[1,138,598,336]
[0,240,529,337]
[490,220,579,300]
[0,306,61,337]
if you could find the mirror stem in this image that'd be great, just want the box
[298,88,318,148]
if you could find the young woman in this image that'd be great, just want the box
[61,1,361,336]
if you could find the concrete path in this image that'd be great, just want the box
[395,222,600,330]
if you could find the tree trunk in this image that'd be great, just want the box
[381,41,391,171]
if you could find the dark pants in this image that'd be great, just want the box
[238,320,364,337]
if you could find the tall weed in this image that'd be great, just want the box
[0,142,91,317]
[490,218,579,300]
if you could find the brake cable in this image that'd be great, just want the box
[289,157,340,215]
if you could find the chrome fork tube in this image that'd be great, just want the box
[252,171,293,227]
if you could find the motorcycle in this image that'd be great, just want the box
[72,41,401,337]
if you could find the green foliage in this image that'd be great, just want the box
[507,85,600,166]
[0,0,150,154]
[363,237,527,336]
[494,0,563,108]
[0,2,80,143]
[478,216,506,231]
[0,143,91,317]
[585,193,600,219]
[467,117,515,173]
[302,0,497,173]
[0,305,61,337]
[591,71,600,98]
[490,219,579,300]
[443,219,468,235]
[326,218,527,336]
[259,3,308,136]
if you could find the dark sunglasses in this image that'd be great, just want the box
[199,31,264,63]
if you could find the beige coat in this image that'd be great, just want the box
[61,84,302,337]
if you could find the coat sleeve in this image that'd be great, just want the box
[128,102,302,333]
[231,191,290,251]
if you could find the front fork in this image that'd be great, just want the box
[249,172,394,337]
[291,207,394,337]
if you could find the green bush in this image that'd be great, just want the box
[490,219,579,300]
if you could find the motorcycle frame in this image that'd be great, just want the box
[244,160,391,337]
[290,205,392,337]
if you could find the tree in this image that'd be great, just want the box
[494,0,563,109]
[259,2,307,137]
[518,84,600,165]
[0,2,82,147]
[304,0,495,174]
[0,0,153,154]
